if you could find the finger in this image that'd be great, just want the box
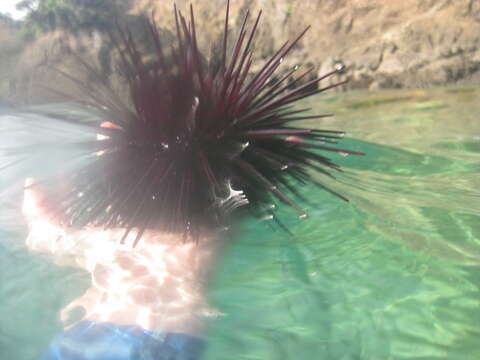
[23,177,44,220]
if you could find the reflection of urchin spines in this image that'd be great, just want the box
[48,0,363,244]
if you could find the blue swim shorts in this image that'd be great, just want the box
[38,321,206,360]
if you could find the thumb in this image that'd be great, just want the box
[23,177,65,254]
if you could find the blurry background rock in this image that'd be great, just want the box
[1,0,479,105]
[0,14,24,105]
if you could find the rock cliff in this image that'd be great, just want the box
[135,0,480,89]
[2,0,480,104]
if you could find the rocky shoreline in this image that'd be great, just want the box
[1,0,479,104]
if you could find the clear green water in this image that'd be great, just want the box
[1,87,480,359]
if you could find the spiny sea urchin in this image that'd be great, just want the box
[37,1,363,245]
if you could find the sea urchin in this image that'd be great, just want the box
[38,1,364,245]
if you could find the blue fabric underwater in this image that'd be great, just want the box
[38,321,206,360]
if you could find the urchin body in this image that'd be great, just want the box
[37,1,362,246]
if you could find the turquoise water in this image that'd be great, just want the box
[1,87,480,359]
